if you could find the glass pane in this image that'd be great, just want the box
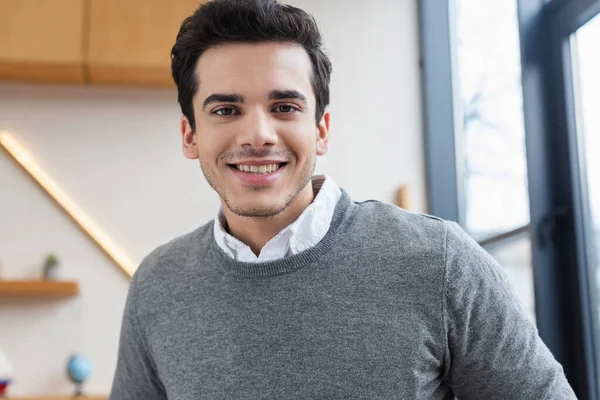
[575,14,600,272]
[573,12,600,347]
[454,0,535,317]
[487,236,536,323]
[455,0,531,240]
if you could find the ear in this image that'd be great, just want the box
[181,116,199,159]
[316,109,330,156]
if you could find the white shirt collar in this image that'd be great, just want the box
[213,175,342,263]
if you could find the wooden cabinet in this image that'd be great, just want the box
[86,0,202,87]
[0,0,86,84]
[0,0,204,86]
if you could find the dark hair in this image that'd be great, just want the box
[171,0,332,131]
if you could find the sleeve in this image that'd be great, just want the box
[442,221,577,400]
[109,272,167,400]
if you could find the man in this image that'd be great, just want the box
[110,0,577,398]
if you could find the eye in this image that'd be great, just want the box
[273,104,299,113]
[213,107,239,116]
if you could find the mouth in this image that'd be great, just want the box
[227,161,288,186]
[227,162,288,175]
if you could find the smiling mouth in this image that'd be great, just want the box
[228,162,287,175]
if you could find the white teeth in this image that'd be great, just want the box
[235,163,282,174]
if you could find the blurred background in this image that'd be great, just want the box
[0,0,598,398]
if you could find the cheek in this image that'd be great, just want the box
[278,117,317,148]
[286,127,317,158]
[196,127,232,163]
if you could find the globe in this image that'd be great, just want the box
[66,354,92,395]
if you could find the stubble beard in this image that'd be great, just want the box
[199,155,316,218]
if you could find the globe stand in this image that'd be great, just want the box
[72,381,84,398]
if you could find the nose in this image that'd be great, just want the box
[236,109,278,150]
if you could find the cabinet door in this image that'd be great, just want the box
[0,0,85,84]
[87,0,202,87]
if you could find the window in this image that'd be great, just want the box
[454,0,534,320]
[573,13,600,285]
[571,12,600,393]
[420,0,600,397]
[455,0,530,238]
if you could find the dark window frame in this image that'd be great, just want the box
[419,0,464,226]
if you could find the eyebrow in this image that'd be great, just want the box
[201,90,308,111]
[269,89,308,105]
[202,93,244,111]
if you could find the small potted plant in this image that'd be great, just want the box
[43,253,60,280]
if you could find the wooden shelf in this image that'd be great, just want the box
[11,397,106,400]
[0,280,79,297]
[12,397,105,400]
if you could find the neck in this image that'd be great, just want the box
[221,183,315,256]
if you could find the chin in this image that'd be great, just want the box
[223,189,290,218]
[227,201,287,218]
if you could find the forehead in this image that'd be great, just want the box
[194,42,314,102]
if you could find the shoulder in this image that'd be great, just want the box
[336,199,458,275]
[131,221,214,289]
[444,219,511,291]
[349,199,449,245]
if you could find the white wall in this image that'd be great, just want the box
[0,0,424,395]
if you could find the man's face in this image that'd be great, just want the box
[181,42,329,217]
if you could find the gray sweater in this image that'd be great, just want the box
[110,191,576,399]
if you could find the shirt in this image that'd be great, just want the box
[213,175,342,262]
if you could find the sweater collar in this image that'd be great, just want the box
[209,189,353,278]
